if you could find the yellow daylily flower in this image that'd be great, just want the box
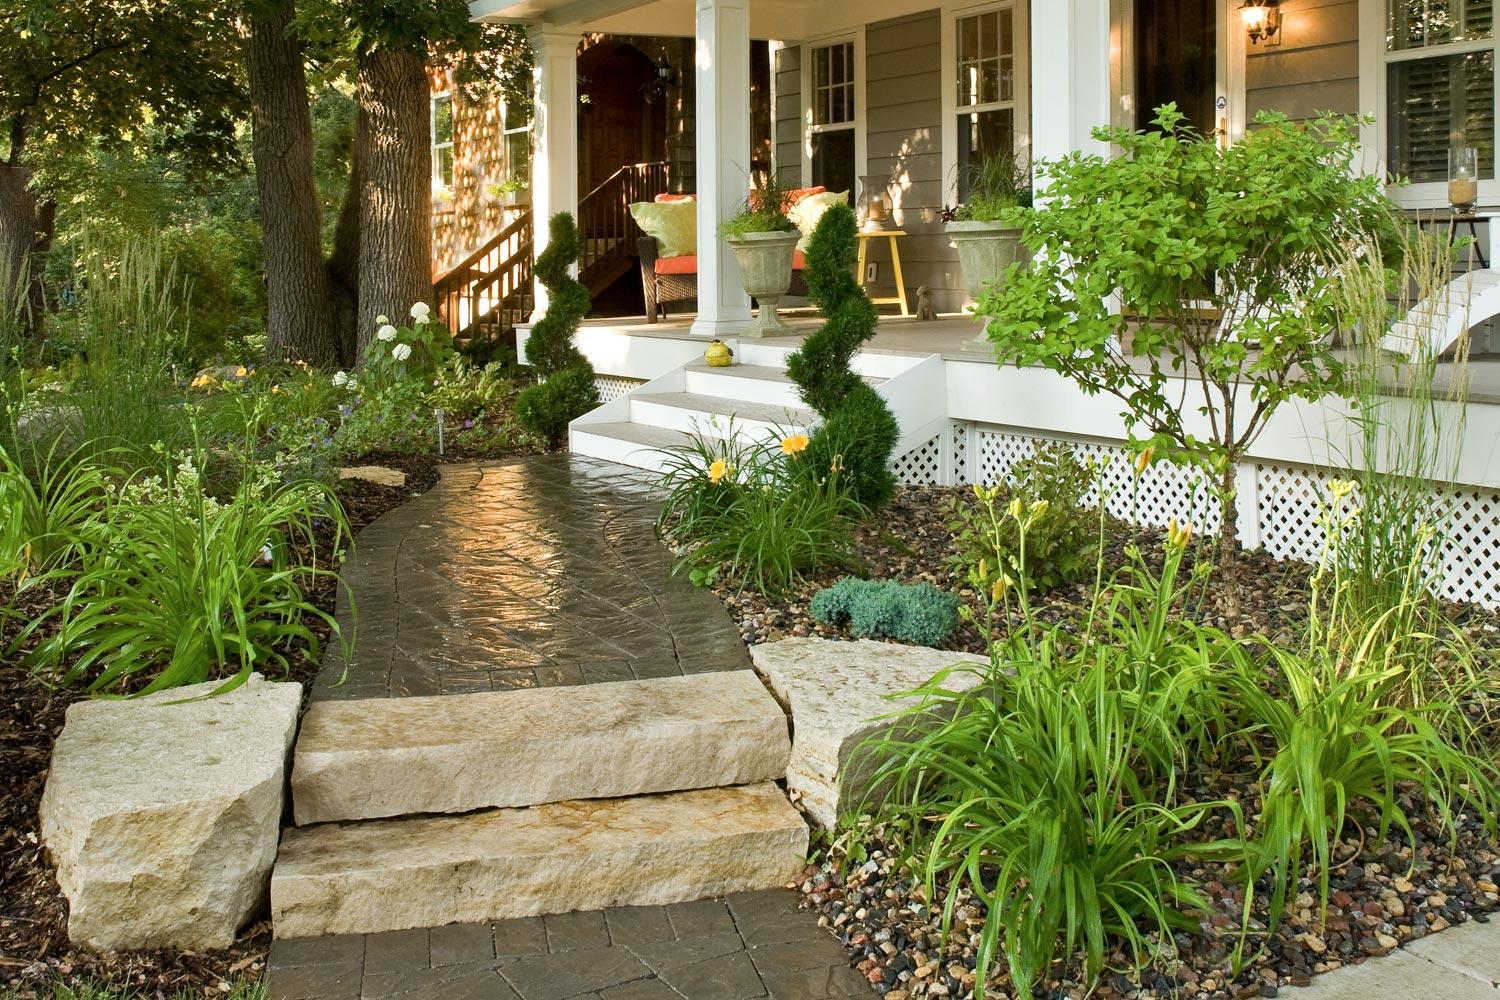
[708,458,731,485]
[1134,446,1155,474]
[780,433,810,456]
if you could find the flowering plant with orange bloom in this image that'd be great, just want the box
[781,433,810,456]
[707,458,731,484]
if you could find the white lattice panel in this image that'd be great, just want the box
[950,421,970,484]
[1435,488,1500,606]
[1256,464,1337,564]
[972,429,1220,531]
[595,376,647,404]
[891,433,944,486]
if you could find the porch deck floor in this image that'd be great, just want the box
[583,313,1500,405]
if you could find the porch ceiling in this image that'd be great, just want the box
[470,0,935,39]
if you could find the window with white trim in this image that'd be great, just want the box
[501,96,531,189]
[1386,0,1496,183]
[956,5,1020,199]
[809,40,857,193]
[431,92,455,193]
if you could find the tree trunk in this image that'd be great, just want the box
[327,111,364,367]
[242,0,339,367]
[354,47,431,362]
[0,121,46,340]
[1217,463,1242,619]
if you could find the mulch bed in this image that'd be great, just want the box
[703,483,1500,999]
[0,452,445,997]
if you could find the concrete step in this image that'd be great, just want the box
[291,671,791,825]
[271,783,809,938]
[628,391,814,438]
[683,362,884,409]
[569,420,703,473]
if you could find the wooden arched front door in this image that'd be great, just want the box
[578,41,667,192]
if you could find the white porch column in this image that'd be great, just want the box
[528,25,579,319]
[690,0,753,337]
[1029,0,1111,172]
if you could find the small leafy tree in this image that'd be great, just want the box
[981,107,1397,607]
[786,203,899,507]
[516,212,598,442]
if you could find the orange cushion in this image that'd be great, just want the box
[654,251,805,274]
[654,254,698,275]
[655,193,695,203]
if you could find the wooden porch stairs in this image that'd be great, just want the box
[433,162,670,349]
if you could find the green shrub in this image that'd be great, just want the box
[358,302,454,393]
[810,577,960,646]
[981,108,1399,606]
[514,366,596,445]
[785,204,898,508]
[334,378,437,456]
[656,423,863,595]
[21,445,348,696]
[428,356,514,422]
[946,441,1099,594]
[517,213,597,442]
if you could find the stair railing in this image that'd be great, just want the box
[433,209,535,342]
[577,162,670,294]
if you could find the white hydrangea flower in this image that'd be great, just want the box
[414,314,431,326]
[332,370,350,387]
[375,314,390,325]
[392,343,412,362]
[409,301,431,320]
[376,324,398,342]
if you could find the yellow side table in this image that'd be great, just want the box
[855,229,910,316]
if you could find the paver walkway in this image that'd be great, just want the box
[315,456,751,700]
[271,455,872,1000]
[268,892,873,1000]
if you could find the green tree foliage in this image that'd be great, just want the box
[0,0,245,332]
[981,107,1398,603]
[785,203,899,508]
[515,213,598,442]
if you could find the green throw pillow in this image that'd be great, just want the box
[629,200,697,258]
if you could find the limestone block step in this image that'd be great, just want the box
[271,783,810,938]
[292,671,791,825]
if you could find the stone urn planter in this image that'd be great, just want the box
[725,230,801,337]
[946,220,1027,346]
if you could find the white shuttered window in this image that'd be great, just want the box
[1387,0,1497,182]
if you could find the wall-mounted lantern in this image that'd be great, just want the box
[1240,1,1281,45]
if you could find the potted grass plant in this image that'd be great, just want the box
[944,150,1032,309]
[720,173,802,337]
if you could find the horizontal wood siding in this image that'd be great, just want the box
[775,44,803,185]
[1245,0,1360,121]
[865,9,960,313]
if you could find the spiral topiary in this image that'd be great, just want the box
[785,203,899,508]
[516,212,599,442]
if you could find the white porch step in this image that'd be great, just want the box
[683,362,884,408]
[629,391,815,437]
[291,672,791,825]
[570,420,703,472]
[271,782,809,938]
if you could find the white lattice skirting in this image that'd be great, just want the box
[889,421,1500,609]
[594,375,648,404]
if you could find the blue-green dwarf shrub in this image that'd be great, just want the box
[810,577,960,647]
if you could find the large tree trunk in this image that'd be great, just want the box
[242,0,339,367]
[327,111,364,367]
[0,120,47,340]
[353,47,431,362]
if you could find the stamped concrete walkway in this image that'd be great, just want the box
[270,455,872,1000]
[315,456,751,700]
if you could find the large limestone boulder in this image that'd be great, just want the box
[40,674,302,951]
[749,638,987,829]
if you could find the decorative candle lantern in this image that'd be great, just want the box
[1450,146,1480,213]
[858,174,890,232]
